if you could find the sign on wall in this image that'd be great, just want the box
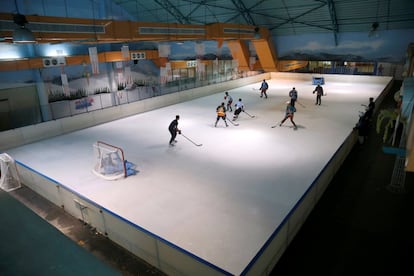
[88,47,99,74]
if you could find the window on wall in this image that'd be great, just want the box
[308,60,376,75]
[308,61,331,73]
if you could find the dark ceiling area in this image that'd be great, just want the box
[112,0,414,37]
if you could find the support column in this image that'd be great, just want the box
[27,45,52,121]
[226,40,250,71]
[33,70,52,121]
[251,37,278,72]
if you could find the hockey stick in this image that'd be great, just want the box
[296,101,306,108]
[226,117,239,126]
[243,110,256,118]
[180,133,203,147]
[271,123,280,128]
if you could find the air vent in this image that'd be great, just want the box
[0,20,105,34]
[186,60,197,68]
[42,57,66,67]
[131,52,146,60]
[139,27,205,35]
[223,28,254,35]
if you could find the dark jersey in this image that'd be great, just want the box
[314,86,323,95]
[260,81,268,90]
[168,119,178,132]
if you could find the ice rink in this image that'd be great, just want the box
[5,75,391,275]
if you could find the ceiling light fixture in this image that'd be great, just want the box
[369,0,381,38]
[12,13,36,43]
[368,22,379,37]
[254,27,261,39]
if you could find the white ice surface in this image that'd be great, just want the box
[6,77,388,275]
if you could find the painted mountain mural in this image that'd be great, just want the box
[275,29,414,63]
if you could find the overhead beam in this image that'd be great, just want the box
[0,13,282,72]
[326,0,339,45]
[251,37,278,71]
[230,0,256,25]
[186,0,208,21]
[270,3,327,31]
[153,0,190,24]
[226,40,250,70]
[0,50,159,71]
[0,13,263,43]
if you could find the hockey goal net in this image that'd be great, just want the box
[0,153,21,192]
[92,141,127,180]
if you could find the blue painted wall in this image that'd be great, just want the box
[0,1,413,65]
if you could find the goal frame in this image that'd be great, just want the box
[0,153,21,192]
[92,141,127,180]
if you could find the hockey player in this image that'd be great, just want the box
[364,97,375,120]
[224,91,233,111]
[280,103,297,129]
[215,102,228,127]
[313,84,324,105]
[233,98,244,121]
[168,115,181,146]
[259,79,269,98]
[289,87,298,107]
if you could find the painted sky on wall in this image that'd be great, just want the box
[169,40,232,60]
[165,29,413,64]
[1,1,412,65]
[274,29,414,63]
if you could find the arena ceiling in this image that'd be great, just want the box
[112,0,414,39]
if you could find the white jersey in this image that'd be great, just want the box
[235,101,244,110]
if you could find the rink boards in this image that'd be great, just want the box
[5,73,393,275]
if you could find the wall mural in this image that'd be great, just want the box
[169,40,232,60]
[1,28,413,94]
[1,28,412,93]
[1,1,412,129]
[275,29,414,63]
